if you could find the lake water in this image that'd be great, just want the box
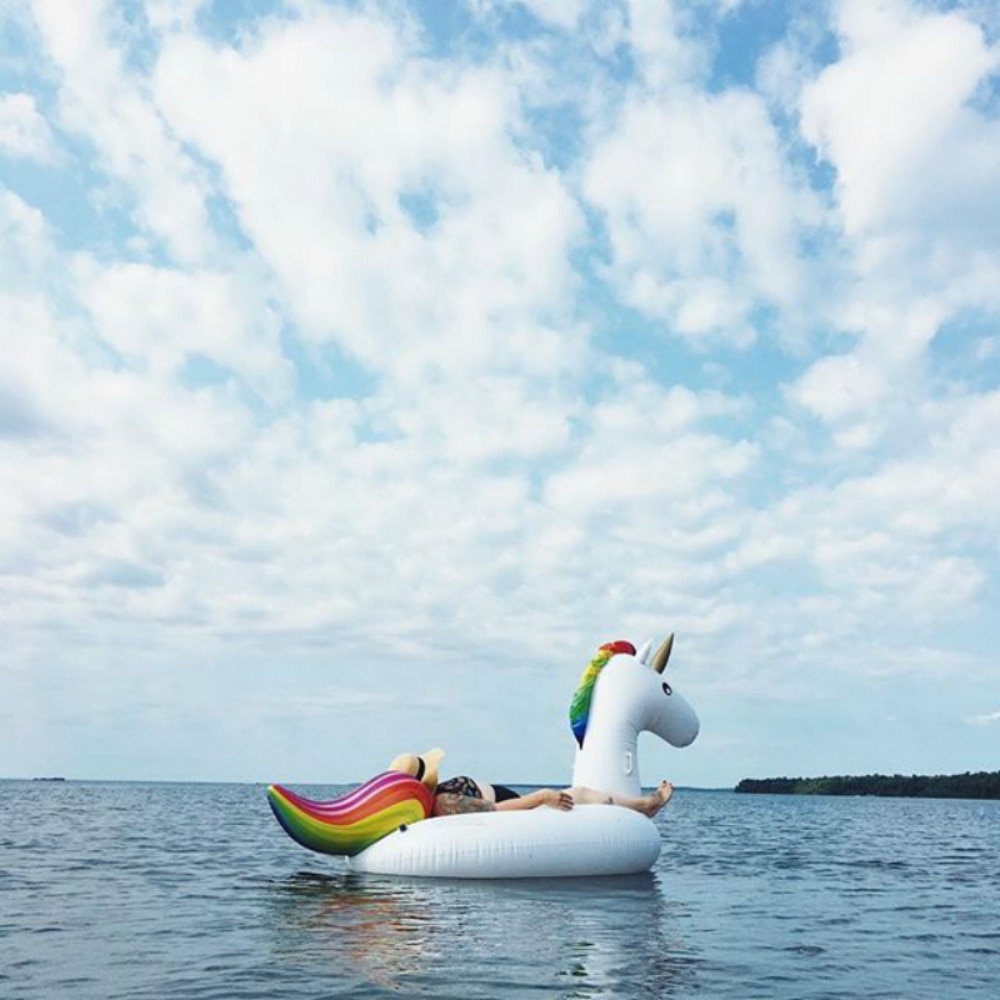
[2,781,998,998]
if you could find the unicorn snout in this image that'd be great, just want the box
[670,710,699,747]
[656,692,700,748]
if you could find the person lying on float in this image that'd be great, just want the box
[388,747,674,818]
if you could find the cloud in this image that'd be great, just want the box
[0,92,56,161]
[29,0,215,262]
[544,380,756,515]
[153,8,584,380]
[73,258,290,400]
[968,710,1000,726]
[504,0,588,31]
[726,386,1000,626]
[0,187,50,282]
[2,0,998,784]
[802,1,998,244]
[790,0,1000,441]
[584,82,815,345]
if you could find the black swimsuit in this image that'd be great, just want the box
[435,776,521,802]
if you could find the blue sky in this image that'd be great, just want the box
[2,0,999,788]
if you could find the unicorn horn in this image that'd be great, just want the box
[650,633,675,674]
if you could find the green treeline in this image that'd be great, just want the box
[734,771,1000,799]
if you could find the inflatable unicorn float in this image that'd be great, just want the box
[268,633,699,878]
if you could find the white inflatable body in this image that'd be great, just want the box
[347,804,660,879]
[339,634,698,880]
[571,640,698,798]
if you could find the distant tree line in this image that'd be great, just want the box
[734,771,1000,799]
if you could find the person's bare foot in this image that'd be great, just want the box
[642,780,675,817]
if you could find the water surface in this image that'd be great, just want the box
[2,781,997,998]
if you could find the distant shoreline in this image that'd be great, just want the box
[735,771,1000,799]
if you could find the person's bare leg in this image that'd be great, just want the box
[567,781,674,817]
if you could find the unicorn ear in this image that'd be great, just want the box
[650,633,675,674]
[636,640,652,664]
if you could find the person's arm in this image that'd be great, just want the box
[496,788,573,812]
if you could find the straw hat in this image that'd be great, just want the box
[388,748,445,790]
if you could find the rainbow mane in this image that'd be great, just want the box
[267,771,433,856]
[569,640,636,748]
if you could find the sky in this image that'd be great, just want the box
[1,0,999,789]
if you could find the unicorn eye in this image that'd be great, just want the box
[662,681,673,696]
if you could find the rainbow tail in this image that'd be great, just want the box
[267,772,433,856]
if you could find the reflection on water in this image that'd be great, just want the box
[268,871,434,989]
[266,869,701,997]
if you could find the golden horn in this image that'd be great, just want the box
[650,633,674,674]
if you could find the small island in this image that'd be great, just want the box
[734,771,1000,799]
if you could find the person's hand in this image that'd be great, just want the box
[543,789,573,810]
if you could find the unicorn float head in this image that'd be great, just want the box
[570,635,699,798]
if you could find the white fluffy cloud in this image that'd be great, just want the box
[0,187,50,283]
[802,1,998,244]
[792,0,1000,437]
[585,83,813,344]
[30,0,215,262]
[153,10,583,379]
[2,0,998,784]
[545,377,755,515]
[73,258,289,398]
[505,0,588,30]
[0,91,55,161]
